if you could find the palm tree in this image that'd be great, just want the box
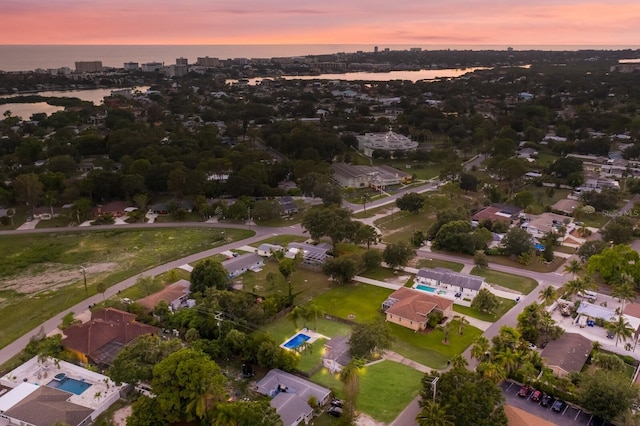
[361,192,371,214]
[478,361,506,384]
[562,276,596,300]
[286,306,303,330]
[304,303,323,330]
[538,285,558,306]
[439,323,451,344]
[563,258,582,279]
[450,354,468,369]
[612,273,637,312]
[340,359,365,422]
[606,316,634,347]
[494,347,521,376]
[455,316,469,335]
[470,336,490,362]
[416,400,454,426]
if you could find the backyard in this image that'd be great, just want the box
[470,267,538,294]
[311,360,423,424]
[453,297,517,322]
[389,319,482,369]
[310,283,393,324]
[0,227,253,349]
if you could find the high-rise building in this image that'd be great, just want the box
[196,56,220,67]
[74,61,103,73]
[123,62,139,71]
[176,57,188,66]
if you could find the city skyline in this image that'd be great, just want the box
[3,0,640,46]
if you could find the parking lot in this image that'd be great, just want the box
[501,381,613,426]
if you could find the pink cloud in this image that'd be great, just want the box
[1,0,639,45]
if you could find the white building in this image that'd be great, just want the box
[415,268,485,298]
[357,131,419,157]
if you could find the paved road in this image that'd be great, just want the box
[0,221,306,366]
[342,180,440,214]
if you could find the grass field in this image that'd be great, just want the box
[260,316,352,346]
[453,297,517,322]
[470,267,538,294]
[311,360,422,424]
[0,228,253,350]
[389,320,481,369]
[311,283,393,324]
[237,262,334,302]
[358,265,410,282]
[415,258,464,272]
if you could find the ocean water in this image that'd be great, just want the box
[1,44,638,72]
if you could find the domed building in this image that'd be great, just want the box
[357,131,419,157]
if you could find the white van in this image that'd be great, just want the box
[578,290,597,301]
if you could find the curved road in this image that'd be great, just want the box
[0,221,306,366]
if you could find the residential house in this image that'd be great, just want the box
[62,308,158,366]
[322,335,352,373]
[541,333,593,377]
[222,253,264,279]
[256,369,331,426]
[286,242,331,270]
[471,204,523,226]
[94,201,130,218]
[0,356,123,426]
[279,196,298,216]
[257,243,283,257]
[415,268,485,298]
[382,287,454,331]
[137,279,192,312]
[331,163,410,189]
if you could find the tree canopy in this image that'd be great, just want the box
[190,259,229,293]
[349,319,393,359]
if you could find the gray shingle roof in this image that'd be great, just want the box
[416,267,484,291]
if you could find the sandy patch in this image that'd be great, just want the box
[356,413,386,426]
[112,405,132,425]
[0,262,119,295]
[384,275,411,286]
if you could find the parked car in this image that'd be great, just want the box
[515,296,521,302]
[455,292,462,298]
[552,400,566,412]
[330,398,344,408]
[328,406,343,417]
[517,385,530,398]
[540,394,554,407]
[530,390,542,402]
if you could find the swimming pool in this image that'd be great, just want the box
[415,284,437,293]
[283,333,311,349]
[46,377,92,395]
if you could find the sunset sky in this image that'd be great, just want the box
[3,0,640,46]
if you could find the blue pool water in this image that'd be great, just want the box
[415,284,437,293]
[46,377,92,395]
[283,333,311,349]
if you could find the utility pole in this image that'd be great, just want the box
[80,266,87,294]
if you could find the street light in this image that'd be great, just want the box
[80,266,87,294]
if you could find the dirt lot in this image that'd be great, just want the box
[0,262,118,295]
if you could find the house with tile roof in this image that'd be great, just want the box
[382,287,453,331]
[137,279,192,312]
[62,308,158,366]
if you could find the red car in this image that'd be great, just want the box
[531,390,542,402]
[517,385,530,398]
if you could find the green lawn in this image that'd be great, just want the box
[358,265,410,282]
[311,284,393,324]
[374,210,425,232]
[470,267,538,294]
[238,262,334,302]
[453,297,517,322]
[389,320,482,369]
[260,316,352,346]
[296,338,328,373]
[0,228,253,350]
[311,360,423,424]
[415,258,464,272]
